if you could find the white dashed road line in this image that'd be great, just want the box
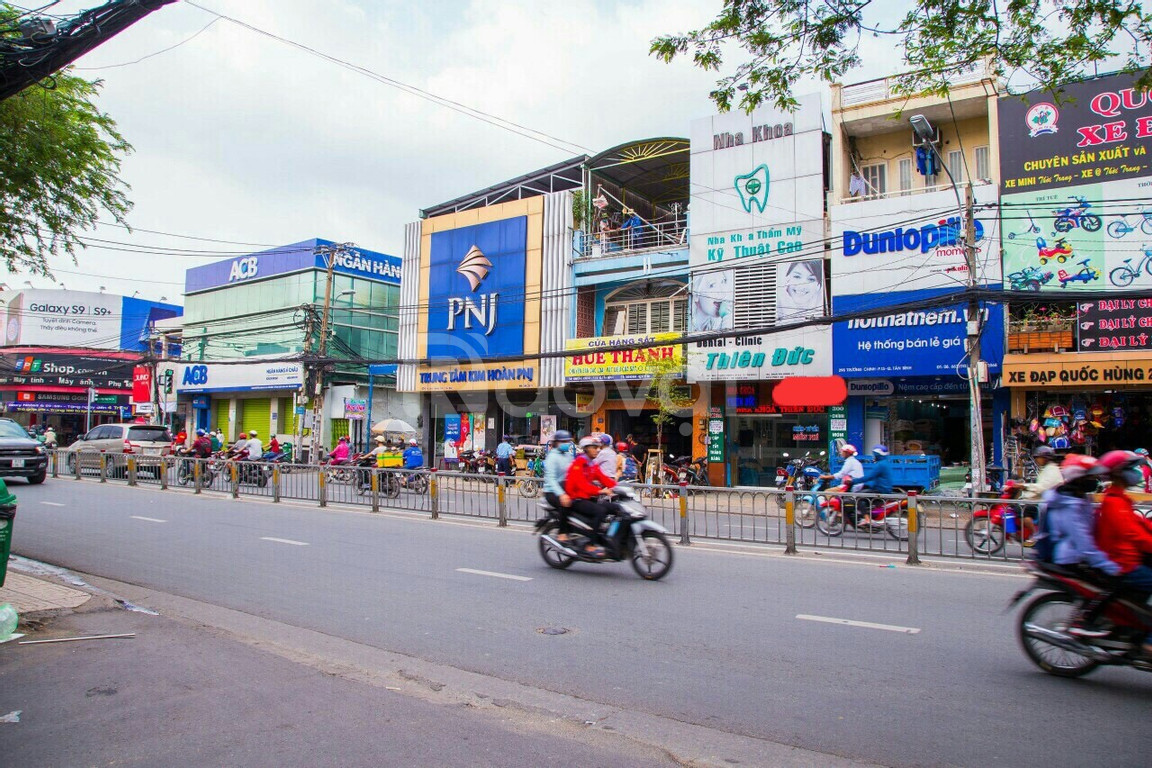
[130,516,167,523]
[40,501,65,507]
[796,614,921,634]
[260,537,309,546]
[455,568,532,582]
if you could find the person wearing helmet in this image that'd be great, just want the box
[854,445,893,527]
[543,430,576,513]
[403,438,423,470]
[228,433,249,458]
[245,430,264,464]
[1040,454,1120,588]
[594,433,618,481]
[563,436,618,556]
[1086,450,1152,651]
[616,441,638,481]
[209,431,222,452]
[191,429,212,459]
[495,434,515,475]
[1135,448,1152,492]
[824,443,864,487]
[329,435,351,464]
[1025,445,1063,499]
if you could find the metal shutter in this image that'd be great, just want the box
[214,399,231,442]
[240,398,271,445]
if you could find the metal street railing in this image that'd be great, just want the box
[48,451,1046,564]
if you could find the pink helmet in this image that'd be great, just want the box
[1059,453,1099,481]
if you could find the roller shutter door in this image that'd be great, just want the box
[214,399,232,442]
[240,398,271,444]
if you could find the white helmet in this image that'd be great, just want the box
[841,444,858,456]
[579,436,600,450]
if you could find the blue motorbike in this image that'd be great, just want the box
[795,472,840,528]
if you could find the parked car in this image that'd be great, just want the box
[61,423,172,477]
[0,418,49,484]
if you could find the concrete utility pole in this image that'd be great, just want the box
[308,243,354,464]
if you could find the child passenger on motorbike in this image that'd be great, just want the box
[563,436,618,557]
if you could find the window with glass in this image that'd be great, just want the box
[602,280,687,336]
[861,163,886,196]
[947,150,965,183]
[974,145,990,181]
[898,158,913,195]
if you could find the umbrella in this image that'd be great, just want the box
[371,418,417,435]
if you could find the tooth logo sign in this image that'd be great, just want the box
[734,164,770,213]
[456,245,492,292]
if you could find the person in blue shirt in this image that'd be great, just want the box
[542,431,576,539]
[495,435,515,475]
[856,445,894,527]
[402,439,423,470]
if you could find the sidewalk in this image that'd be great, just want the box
[0,571,91,615]
[0,569,677,768]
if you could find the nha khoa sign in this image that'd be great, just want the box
[688,326,832,382]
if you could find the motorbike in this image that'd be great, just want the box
[1009,560,1152,677]
[816,477,911,540]
[1007,265,1054,291]
[534,485,674,580]
[795,472,841,528]
[459,449,494,479]
[1052,197,1102,233]
[355,458,429,497]
[965,480,1038,555]
[323,454,359,484]
[176,450,217,486]
[1035,236,1074,265]
[775,451,826,506]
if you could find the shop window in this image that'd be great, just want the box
[975,145,990,182]
[861,163,886,196]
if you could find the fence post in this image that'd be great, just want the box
[272,465,280,503]
[430,468,439,520]
[159,456,168,490]
[905,491,921,565]
[497,472,508,527]
[785,484,797,554]
[318,468,327,508]
[127,456,137,486]
[51,451,59,478]
[678,480,691,545]
[370,469,380,513]
[194,460,202,494]
[74,453,81,480]
[99,454,107,483]
[230,462,239,499]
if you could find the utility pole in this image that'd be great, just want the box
[964,183,986,496]
[296,309,314,462]
[308,242,353,464]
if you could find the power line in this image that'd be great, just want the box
[73,17,220,70]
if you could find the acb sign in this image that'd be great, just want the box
[228,257,259,282]
[182,365,209,386]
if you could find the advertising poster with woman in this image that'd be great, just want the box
[690,270,734,332]
[776,260,825,322]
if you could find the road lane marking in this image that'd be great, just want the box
[130,516,167,523]
[260,537,309,546]
[455,568,532,582]
[796,614,920,634]
[40,502,65,507]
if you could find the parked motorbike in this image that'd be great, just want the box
[459,449,494,479]
[816,477,911,540]
[965,480,1037,555]
[1009,560,1152,677]
[775,451,826,491]
[534,485,674,580]
[517,448,545,498]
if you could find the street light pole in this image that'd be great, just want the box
[910,114,985,494]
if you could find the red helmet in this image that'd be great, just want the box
[1059,453,1098,481]
[616,441,628,452]
[1097,450,1141,475]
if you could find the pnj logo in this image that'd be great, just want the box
[182,365,209,385]
[15,356,41,373]
[456,245,492,291]
[228,257,259,282]
[1026,103,1059,137]
[734,165,770,213]
[447,245,497,335]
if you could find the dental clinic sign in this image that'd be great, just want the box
[689,93,825,269]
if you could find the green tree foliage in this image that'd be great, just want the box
[1,6,132,276]
[651,0,1152,112]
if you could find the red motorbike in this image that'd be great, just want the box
[817,477,912,541]
[965,480,1038,555]
[1010,560,1152,677]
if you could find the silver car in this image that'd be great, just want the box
[64,423,172,477]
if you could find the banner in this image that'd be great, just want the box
[1077,297,1152,351]
[539,414,557,445]
[132,366,152,403]
[1003,351,1152,387]
[0,289,180,352]
[0,351,135,389]
[162,361,303,393]
[564,333,683,382]
[688,325,832,382]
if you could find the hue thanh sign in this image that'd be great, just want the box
[564,333,683,382]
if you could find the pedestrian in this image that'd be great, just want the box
[496,434,514,475]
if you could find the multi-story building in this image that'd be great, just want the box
[827,63,1008,473]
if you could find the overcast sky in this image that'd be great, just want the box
[10,0,905,301]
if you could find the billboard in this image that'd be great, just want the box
[184,239,401,294]
[564,333,683,382]
[689,93,825,269]
[159,361,303,393]
[998,71,1152,195]
[426,216,528,360]
[0,351,136,389]
[687,323,832,382]
[0,289,180,352]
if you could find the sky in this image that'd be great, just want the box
[5,0,906,302]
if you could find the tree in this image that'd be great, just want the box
[651,0,1152,113]
[1,7,132,276]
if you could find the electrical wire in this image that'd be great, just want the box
[73,17,220,70]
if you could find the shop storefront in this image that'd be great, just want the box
[398,193,572,459]
[725,381,828,486]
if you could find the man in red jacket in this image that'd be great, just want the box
[1091,451,1152,654]
[564,436,617,557]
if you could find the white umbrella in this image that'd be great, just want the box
[371,418,417,435]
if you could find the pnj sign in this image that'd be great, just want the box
[228,257,259,282]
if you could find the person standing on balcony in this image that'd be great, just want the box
[620,208,645,249]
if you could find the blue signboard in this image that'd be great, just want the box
[184,239,401,294]
[833,287,1004,377]
[426,217,527,360]
[444,414,461,441]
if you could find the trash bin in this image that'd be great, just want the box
[0,478,16,589]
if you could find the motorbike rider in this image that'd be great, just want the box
[1040,454,1120,588]
[244,430,264,465]
[563,436,618,557]
[1025,445,1064,498]
[42,426,57,449]
[616,441,638,481]
[822,443,864,488]
[1085,450,1152,653]
[328,436,351,464]
[542,430,575,515]
[403,438,423,469]
[594,433,618,480]
[266,434,281,457]
[1134,448,1152,492]
[191,429,212,459]
[228,433,249,459]
[209,431,223,452]
[855,445,893,527]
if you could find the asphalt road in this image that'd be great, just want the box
[8,477,1152,768]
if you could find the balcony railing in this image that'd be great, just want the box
[834,179,993,206]
[579,215,688,259]
[1007,317,1076,353]
[840,60,994,107]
